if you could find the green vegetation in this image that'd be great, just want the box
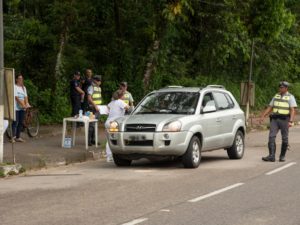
[4,0,300,123]
[19,166,26,174]
[0,163,25,177]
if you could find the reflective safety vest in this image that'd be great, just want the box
[123,92,130,105]
[92,85,102,105]
[272,94,290,115]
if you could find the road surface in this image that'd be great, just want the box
[1,127,300,225]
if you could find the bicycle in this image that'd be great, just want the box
[6,107,40,138]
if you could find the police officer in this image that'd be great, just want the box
[259,81,297,162]
[81,68,93,112]
[70,71,85,116]
[119,81,134,107]
[87,75,102,146]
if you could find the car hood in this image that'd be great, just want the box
[116,114,183,130]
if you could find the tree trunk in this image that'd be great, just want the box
[143,40,160,92]
[114,0,121,39]
[113,0,123,81]
[50,1,74,113]
[54,30,67,86]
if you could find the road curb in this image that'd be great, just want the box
[19,150,106,170]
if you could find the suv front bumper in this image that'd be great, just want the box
[107,131,193,156]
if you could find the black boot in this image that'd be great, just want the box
[279,143,288,162]
[89,126,99,145]
[262,142,276,162]
[91,140,100,145]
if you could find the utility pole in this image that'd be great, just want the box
[0,0,4,163]
[245,38,255,127]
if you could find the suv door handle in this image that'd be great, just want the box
[216,118,222,122]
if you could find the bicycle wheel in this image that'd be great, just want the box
[27,109,40,137]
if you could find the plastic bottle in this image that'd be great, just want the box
[79,109,83,118]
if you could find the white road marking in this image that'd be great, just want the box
[265,162,297,175]
[122,218,148,225]
[160,209,171,212]
[188,183,244,203]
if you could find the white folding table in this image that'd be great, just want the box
[61,117,98,150]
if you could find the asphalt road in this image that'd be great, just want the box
[1,126,300,225]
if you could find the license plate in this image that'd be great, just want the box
[129,135,146,141]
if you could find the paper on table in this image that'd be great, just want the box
[97,105,109,115]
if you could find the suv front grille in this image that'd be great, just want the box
[125,124,156,132]
[125,140,153,146]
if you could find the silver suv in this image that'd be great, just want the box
[107,85,246,168]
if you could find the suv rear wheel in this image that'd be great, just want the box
[226,130,244,159]
[113,154,132,166]
[182,136,201,168]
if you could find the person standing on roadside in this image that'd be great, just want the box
[105,90,129,162]
[70,71,84,117]
[11,73,31,142]
[259,81,297,162]
[81,68,93,112]
[119,81,134,107]
[87,75,102,146]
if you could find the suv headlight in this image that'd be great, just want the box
[162,121,182,132]
[109,121,119,132]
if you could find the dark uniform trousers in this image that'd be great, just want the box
[71,95,81,116]
[268,116,289,160]
[88,111,100,145]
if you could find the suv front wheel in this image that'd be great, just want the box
[226,130,244,159]
[182,136,201,168]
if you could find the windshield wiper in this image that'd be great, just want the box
[136,111,160,114]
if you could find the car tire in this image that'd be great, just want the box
[227,130,245,159]
[182,136,201,168]
[113,154,132,167]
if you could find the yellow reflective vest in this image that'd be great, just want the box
[272,94,290,115]
[92,85,102,105]
[123,92,130,105]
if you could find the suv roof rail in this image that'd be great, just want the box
[206,85,225,89]
[165,85,184,88]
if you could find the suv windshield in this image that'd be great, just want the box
[134,92,199,115]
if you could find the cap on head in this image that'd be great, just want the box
[279,81,289,88]
[120,81,127,87]
[74,71,81,76]
[93,75,102,81]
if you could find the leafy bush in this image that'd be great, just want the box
[25,79,71,124]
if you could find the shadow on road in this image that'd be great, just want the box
[92,154,232,170]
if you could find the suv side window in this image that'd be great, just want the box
[202,93,214,108]
[214,92,232,110]
[201,92,216,114]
